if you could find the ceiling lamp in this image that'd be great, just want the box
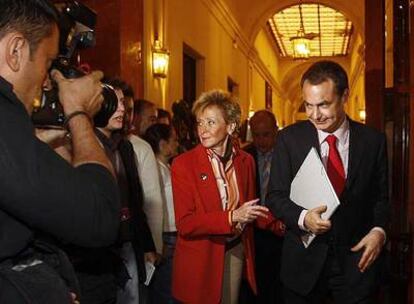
[290,3,311,59]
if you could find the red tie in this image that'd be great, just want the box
[326,135,345,195]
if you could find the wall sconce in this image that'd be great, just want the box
[152,40,169,78]
[359,109,366,122]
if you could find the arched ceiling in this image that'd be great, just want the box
[223,0,364,44]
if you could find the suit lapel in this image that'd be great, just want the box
[193,145,223,212]
[304,121,321,156]
[345,120,364,190]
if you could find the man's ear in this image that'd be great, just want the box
[5,33,27,72]
[341,88,349,104]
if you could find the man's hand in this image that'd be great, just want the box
[144,251,162,266]
[274,220,286,236]
[35,128,74,162]
[304,205,331,235]
[70,292,80,304]
[51,69,104,117]
[351,229,385,273]
[35,128,67,146]
[232,199,269,224]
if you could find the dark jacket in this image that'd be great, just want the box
[267,119,389,300]
[0,75,120,302]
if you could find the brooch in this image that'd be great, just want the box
[200,173,208,181]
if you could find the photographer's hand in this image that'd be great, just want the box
[51,70,115,177]
[35,128,67,146]
[51,70,104,116]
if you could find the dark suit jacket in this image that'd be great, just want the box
[244,144,263,199]
[266,119,389,300]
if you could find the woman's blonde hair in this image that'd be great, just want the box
[192,90,241,129]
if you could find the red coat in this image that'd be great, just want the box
[171,144,283,304]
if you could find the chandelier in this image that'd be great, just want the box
[290,3,311,59]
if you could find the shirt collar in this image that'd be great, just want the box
[0,76,23,107]
[206,137,238,163]
[258,149,273,159]
[206,146,236,162]
[317,117,349,145]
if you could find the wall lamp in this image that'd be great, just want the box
[152,40,170,78]
[359,109,366,122]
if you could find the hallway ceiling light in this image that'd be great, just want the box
[268,3,353,58]
[290,3,311,59]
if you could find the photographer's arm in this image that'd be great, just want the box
[51,70,115,176]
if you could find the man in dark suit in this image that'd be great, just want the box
[267,61,389,304]
[244,110,285,304]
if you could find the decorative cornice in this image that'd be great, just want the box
[201,0,252,57]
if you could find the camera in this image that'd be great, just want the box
[32,0,117,128]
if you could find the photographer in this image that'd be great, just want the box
[0,1,120,303]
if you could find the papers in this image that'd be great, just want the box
[144,261,156,286]
[289,147,340,248]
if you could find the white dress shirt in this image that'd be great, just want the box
[298,119,386,240]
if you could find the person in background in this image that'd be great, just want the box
[243,110,285,304]
[157,108,172,125]
[126,98,164,303]
[134,99,158,136]
[65,80,156,304]
[267,60,389,304]
[144,123,180,304]
[171,90,284,304]
[104,78,135,135]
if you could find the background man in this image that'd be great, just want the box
[128,99,164,257]
[0,0,120,302]
[133,99,158,137]
[267,61,389,304]
[244,110,284,304]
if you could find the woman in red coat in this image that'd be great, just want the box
[171,90,283,304]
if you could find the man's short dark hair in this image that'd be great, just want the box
[0,0,58,56]
[157,108,171,123]
[249,110,277,128]
[301,60,349,97]
[144,123,173,155]
[134,99,155,116]
[105,77,135,99]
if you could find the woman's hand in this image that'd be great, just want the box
[232,198,269,224]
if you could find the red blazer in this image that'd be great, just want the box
[171,144,282,304]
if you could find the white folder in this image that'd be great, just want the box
[289,147,341,248]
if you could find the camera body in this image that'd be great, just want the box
[32,0,117,128]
